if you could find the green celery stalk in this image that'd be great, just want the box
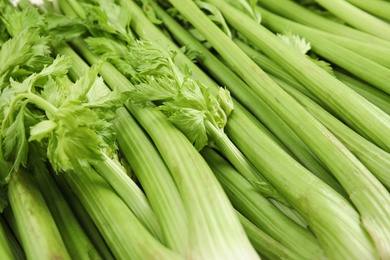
[94,155,164,242]
[258,0,390,49]
[345,0,390,20]
[167,0,387,258]
[55,40,188,254]
[235,39,390,116]
[271,76,390,190]
[35,169,102,259]
[113,107,189,253]
[0,214,21,260]
[237,212,302,260]
[69,38,259,259]
[255,7,390,69]
[0,214,25,260]
[199,1,390,257]
[314,0,390,41]
[58,167,182,260]
[145,1,346,198]
[8,168,71,260]
[201,147,325,259]
[333,70,390,115]
[258,6,390,94]
[52,173,114,260]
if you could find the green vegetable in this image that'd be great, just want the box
[201,147,324,259]
[314,0,390,41]
[165,0,387,258]
[8,168,71,260]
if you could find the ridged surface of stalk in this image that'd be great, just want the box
[8,168,71,260]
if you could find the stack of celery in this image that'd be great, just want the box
[0,0,389,259]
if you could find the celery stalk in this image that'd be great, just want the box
[258,0,390,49]
[52,173,114,260]
[58,0,260,256]
[0,214,21,260]
[59,167,182,260]
[0,214,25,260]
[145,1,346,198]
[167,0,387,258]
[201,147,325,259]
[272,77,390,191]
[113,107,189,253]
[345,0,390,20]
[237,212,302,260]
[8,168,71,260]
[314,0,390,41]
[235,39,390,116]
[258,7,390,94]
[71,39,259,260]
[94,155,164,242]
[56,40,188,254]
[35,170,102,259]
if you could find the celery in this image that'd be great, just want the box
[271,77,390,191]
[333,70,390,115]
[167,0,389,258]
[237,212,302,260]
[35,169,102,259]
[258,0,390,49]
[59,166,182,259]
[235,39,390,116]
[144,1,346,198]
[52,173,114,260]
[94,155,163,241]
[345,0,390,20]
[0,214,21,260]
[314,0,390,41]
[0,214,25,260]
[8,168,71,260]
[201,147,325,259]
[113,107,189,253]
[55,39,188,253]
[258,7,390,94]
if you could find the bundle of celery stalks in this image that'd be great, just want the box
[0,0,389,259]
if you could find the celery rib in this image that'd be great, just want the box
[8,168,71,260]
[168,0,388,258]
[314,0,390,41]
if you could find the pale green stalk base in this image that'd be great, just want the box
[35,170,102,259]
[61,167,182,260]
[235,39,390,118]
[201,147,325,259]
[113,107,188,254]
[52,174,114,260]
[203,1,390,257]
[94,155,164,242]
[143,1,347,200]
[0,214,21,260]
[64,1,261,258]
[0,214,25,260]
[237,212,302,260]
[8,168,71,260]
[314,0,390,41]
[56,39,188,254]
